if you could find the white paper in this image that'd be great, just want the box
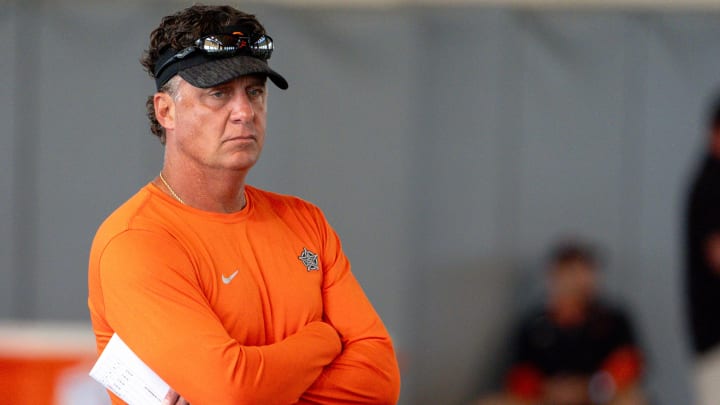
[89,333,169,405]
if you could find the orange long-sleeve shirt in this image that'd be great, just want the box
[88,184,400,404]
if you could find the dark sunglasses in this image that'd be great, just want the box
[154,33,274,78]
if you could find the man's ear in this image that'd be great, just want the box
[154,92,176,131]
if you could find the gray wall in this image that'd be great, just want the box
[3,0,720,403]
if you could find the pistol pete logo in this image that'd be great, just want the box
[298,248,319,271]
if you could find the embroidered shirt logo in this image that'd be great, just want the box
[222,270,239,284]
[298,248,319,271]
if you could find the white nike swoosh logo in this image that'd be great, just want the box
[222,270,239,284]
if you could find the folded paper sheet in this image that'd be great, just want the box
[89,334,169,405]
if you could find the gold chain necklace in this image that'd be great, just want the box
[159,172,185,205]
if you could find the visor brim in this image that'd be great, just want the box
[178,55,288,90]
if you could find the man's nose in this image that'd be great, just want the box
[230,92,254,122]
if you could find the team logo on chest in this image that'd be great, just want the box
[298,247,319,271]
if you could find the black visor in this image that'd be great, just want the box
[152,26,288,90]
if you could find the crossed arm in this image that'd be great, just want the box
[92,227,400,405]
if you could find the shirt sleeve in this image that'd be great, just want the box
[97,229,342,405]
[599,309,643,389]
[297,212,401,404]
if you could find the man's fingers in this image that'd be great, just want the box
[162,389,180,405]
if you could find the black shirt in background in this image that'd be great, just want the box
[513,301,636,376]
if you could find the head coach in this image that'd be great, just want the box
[87,4,401,404]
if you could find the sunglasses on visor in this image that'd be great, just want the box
[154,33,274,78]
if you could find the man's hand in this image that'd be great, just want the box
[162,389,190,405]
[543,375,589,405]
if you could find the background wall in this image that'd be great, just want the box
[3,0,720,403]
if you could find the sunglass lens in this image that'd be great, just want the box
[252,35,273,59]
[198,35,238,53]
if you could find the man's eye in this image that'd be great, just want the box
[210,89,228,98]
[248,88,265,97]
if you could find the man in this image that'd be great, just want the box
[686,94,720,405]
[686,94,720,356]
[481,241,644,405]
[87,5,400,405]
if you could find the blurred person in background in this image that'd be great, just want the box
[685,93,720,404]
[478,240,645,405]
[87,4,400,405]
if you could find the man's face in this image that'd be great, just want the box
[163,74,268,172]
[710,127,720,158]
[549,259,598,304]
